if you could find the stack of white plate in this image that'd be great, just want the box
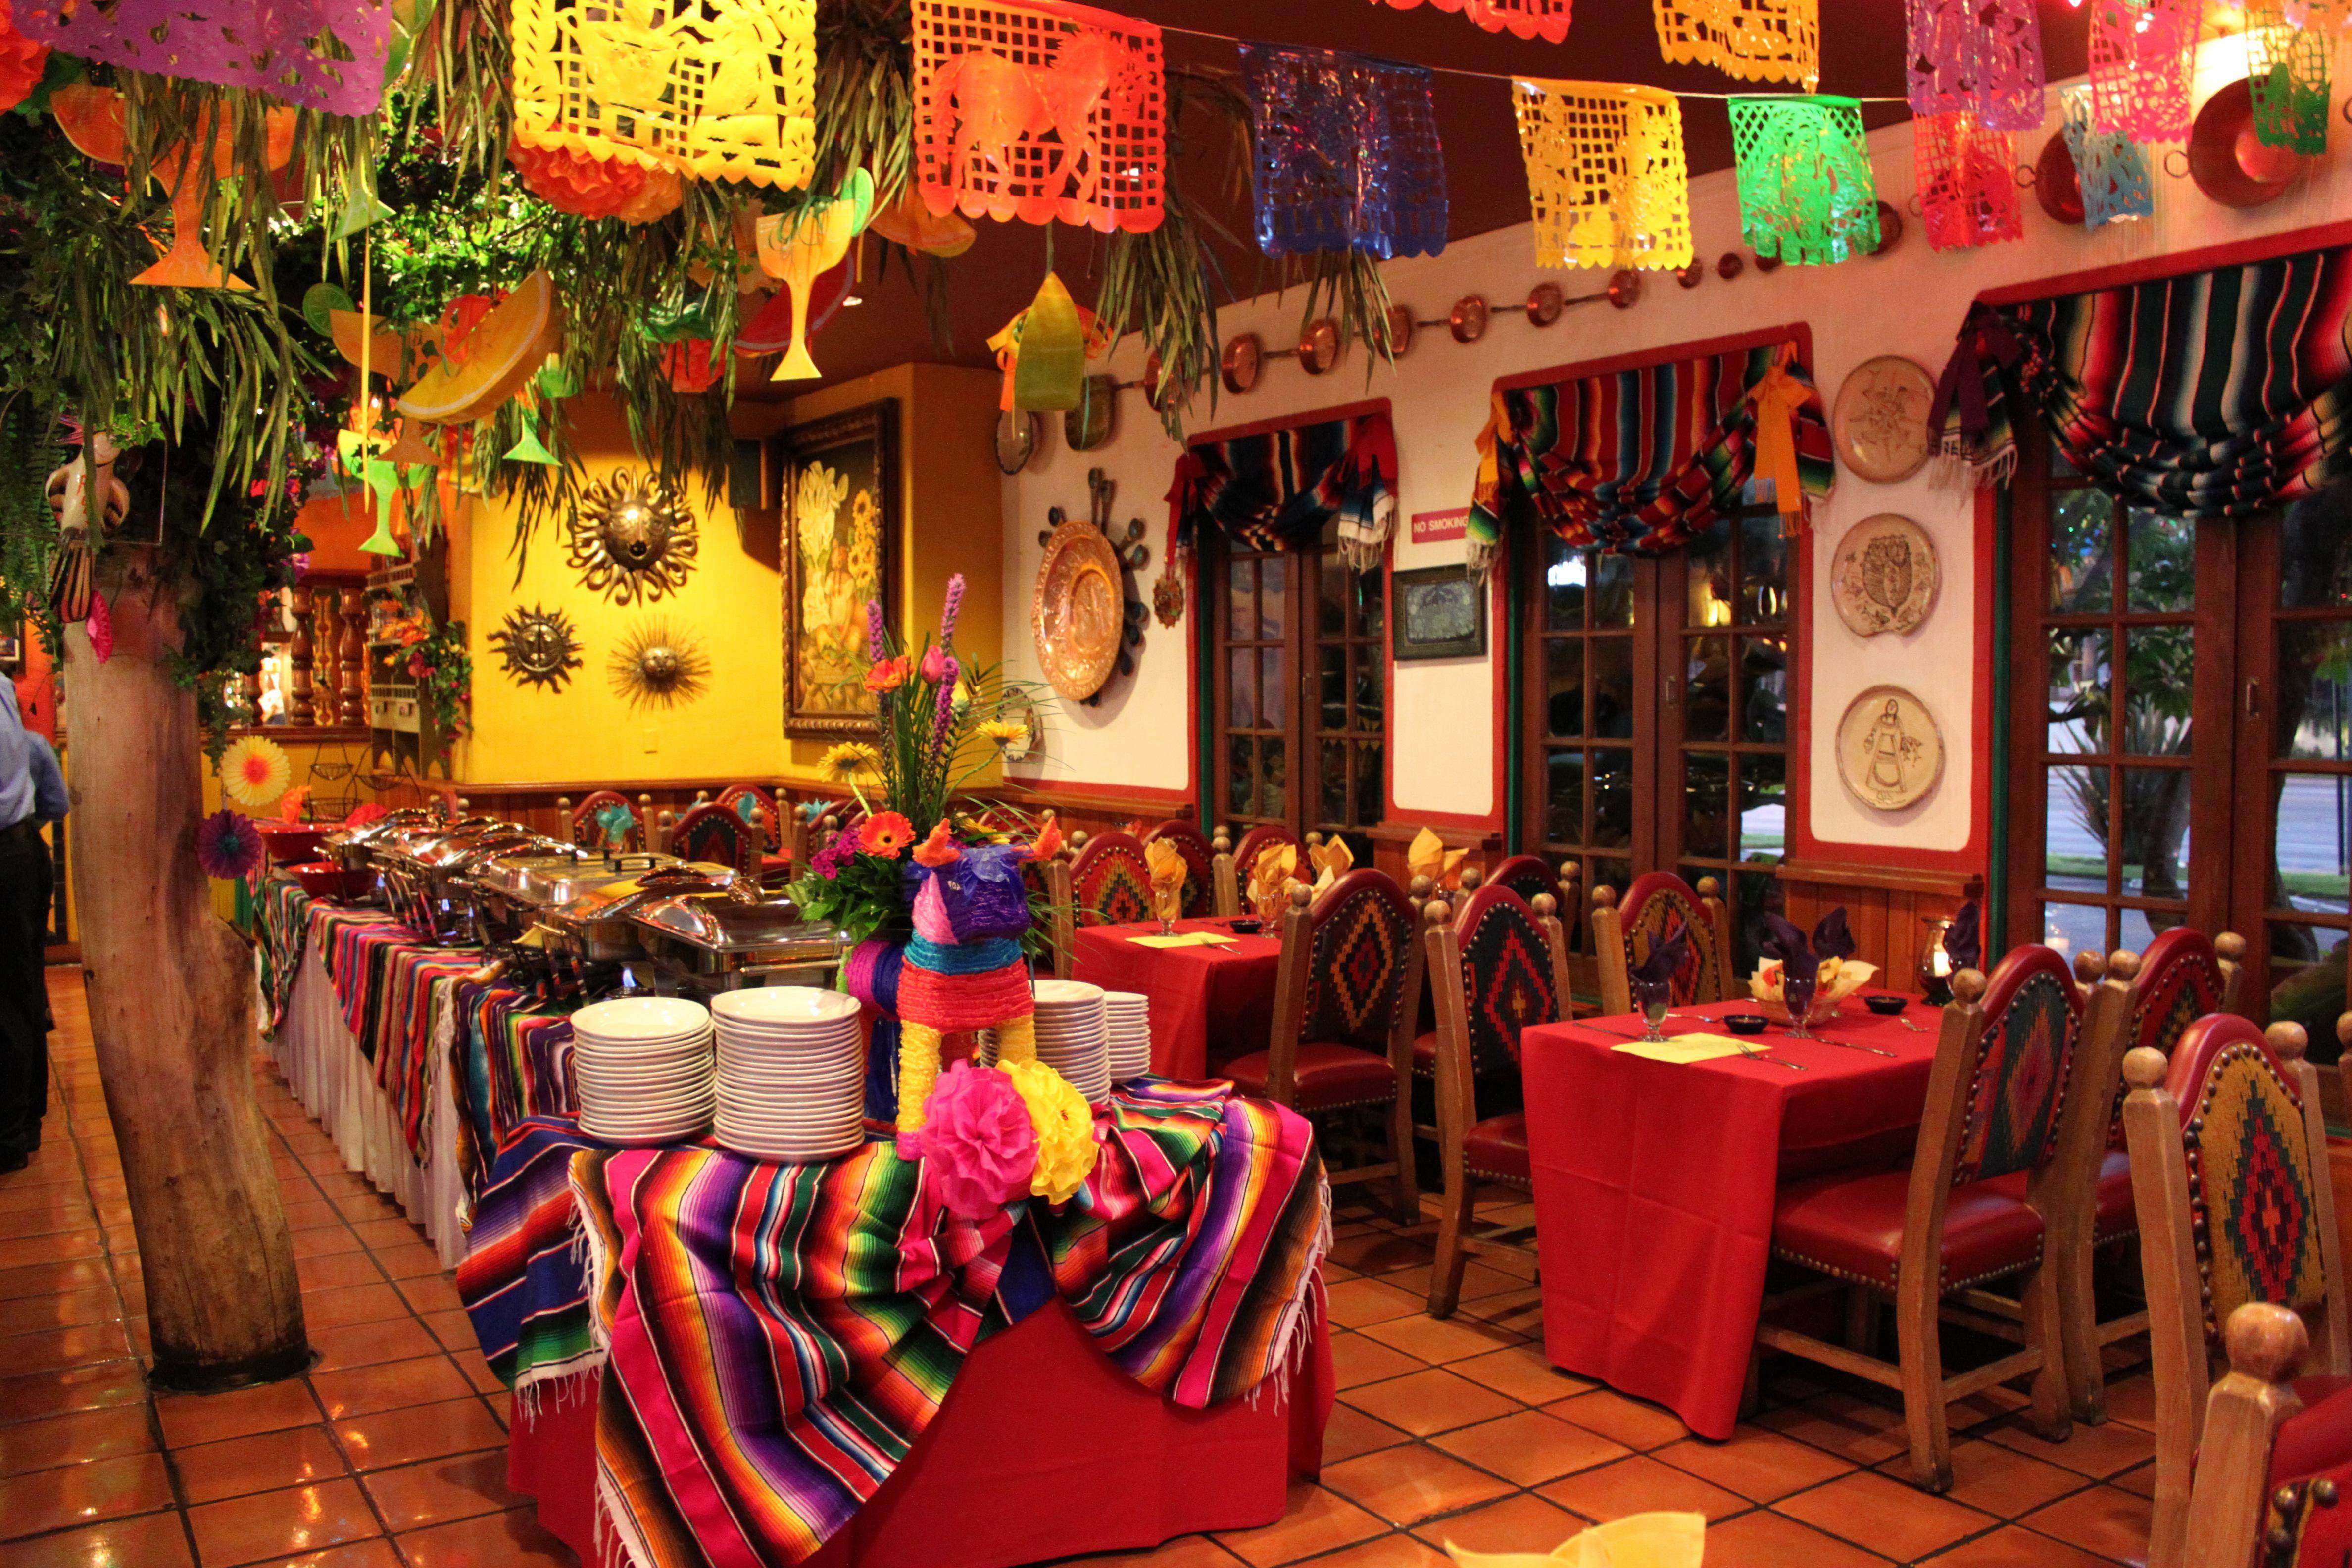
[1032,980,1111,1104]
[573,997,714,1146]
[710,986,866,1163]
[1102,991,1151,1083]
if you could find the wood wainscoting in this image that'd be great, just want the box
[1775,858,1983,990]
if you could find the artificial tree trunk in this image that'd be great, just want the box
[63,544,307,1390]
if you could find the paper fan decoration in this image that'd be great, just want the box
[0,4,50,114]
[15,0,391,114]
[1653,0,1819,87]
[911,0,1166,234]
[1916,111,2023,251]
[220,735,294,807]
[1514,79,1693,272]
[344,802,389,828]
[279,785,314,823]
[2249,3,2333,154]
[2060,83,2154,230]
[195,809,265,881]
[84,591,112,664]
[510,0,817,188]
[2087,0,2200,142]
[507,139,685,223]
[1728,95,1880,265]
[1903,0,2045,132]
[1239,44,1447,260]
[1367,0,1571,44]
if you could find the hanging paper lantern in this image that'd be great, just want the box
[1904,0,2045,132]
[911,0,1166,234]
[1238,44,1446,260]
[2087,0,2200,143]
[1366,0,1571,45]
[510,0,816,189]
[988,273,1107,411]
[1653,0,1820,87]
[1915,111,2024,251]
[0,4,51,114]
[753,170,874,381]
[663,339,723,393]
[1727,95,1880,265]
[15,0,391,115]
[2249,5,2333,154]
[507,139,684,223]
[2060,83,2154,229]
[1513,79,1692,273]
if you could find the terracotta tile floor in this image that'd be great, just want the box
[1,968,2162,1566]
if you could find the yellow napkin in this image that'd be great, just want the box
[1445,1511,1706,1568]
[1310,835,1354,895]
[1249,844,1299,924]
[1144,837,1188,925]
[1128,930,1235,949]
[1408,826,1468,893]
[1750,957,1879,1009]
[1611,1033,1753,1064]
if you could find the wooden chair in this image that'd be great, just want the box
[1407,860,1584,1139]
[1484,856,1580,944]
[666,802,760,873]
[2172,1301,2352,1568]
[569,789,641,851]
[1759,948,2083,1491]
[1215,824,1300,917]
[1591,871,1733,1017]
[1422,882,1576,1316]
[1022,848,1077,980]
[1141,819,1218,918]
[1225,869,1421,1222]
[1066,831,1155,928]
[714,784,780,850]
[2121,1015,2351,1568]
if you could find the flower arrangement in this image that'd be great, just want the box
[398,620,473,740]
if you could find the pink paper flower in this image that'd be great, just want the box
[85,593,112,663]
[195,809,264,880]
[914,1061,1037,1219]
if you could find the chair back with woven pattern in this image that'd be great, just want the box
[1483,854,1578,954]
[1142,819,1217,918]
[1953,944,2085,1187]
[569,789,640,851]
[669,803,758,873]
[1232,825,1300,890]
[2131,927,2236,1062]
[714,785,780,850]
[1445,883,1571,1080]
[1592,872,1727,1013]
[1068,831,1155,928]
[1286,869,1416,1055]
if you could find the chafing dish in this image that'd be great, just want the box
[537,863,726,962]
[458,840,614,943]
[320,807,441,878]
[381,820,531,941]
[628,890,846,991]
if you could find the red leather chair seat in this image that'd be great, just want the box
[1773,1168,2046,1292]
[2273,1375,2352,1486]
[1985,1149,2137,1246]
[1463,1113,1530,1184]
[1412,1030,1440,1076]
[1223,1043,1397,1110]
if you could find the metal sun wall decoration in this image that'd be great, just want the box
[610,620,711,711]
[568,470,699,605]
[1903,0,2045,133]
[1238,44,1447,260]
[488,603,584,691]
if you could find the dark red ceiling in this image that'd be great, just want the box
[755,0,2091,397]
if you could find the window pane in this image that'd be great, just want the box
[2038,900,2108,960]
[1685,636,1730,742]
[1544,749,1585,848]
[1686,523,1732,630]
[2045,765,2108,892]
[2119,906,2189,958]
[2047,628,2112,754]
[1228,650,1256,728]
[2049,490,2114,612]
[1318,556,1346,636]
[1545,539,1587,630]
[2265,922,2351,1049]
[1259,647,1287,729]
[1593,552,1636,628]
[1228,736,1255,818]
[2277,620,2352,761]
[2125,510,2197,611]
[1592,638,1635,739]
[1591,748,1633,848]
[1318,646,1345,731]
[2118,766,2192,901]
[1545,638,1585,739]
[1733,867,1783,976]
[1320,739,1348,826]
[1352,652,1382,734]
[2273,773,2352,916]
[1227,558,1256,638]
[1740,753,1787,862]
[1354,742,1385,830]
[1260,738,1286,818]
[1357,566,1385,642]
[2281,485,2352,608]
[1740,512,1789,625]
[2122,626,2194,756]
[1684,754,1730,858]
[1740,636,1788,744]
[1258,556,1288,638]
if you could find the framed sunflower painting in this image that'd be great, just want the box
[779,401,899,738]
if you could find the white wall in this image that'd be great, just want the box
[1003,41,2352,860]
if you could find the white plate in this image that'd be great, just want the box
[711,987,862,1026]
[1031,980,1106,1007]
[572,997,712,1040]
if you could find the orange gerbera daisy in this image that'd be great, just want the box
[864,656,911,693]
[860,811,916,857]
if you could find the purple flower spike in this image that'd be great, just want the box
[931,655,961,750]
[866,599,886,662]
[939,573,966,645]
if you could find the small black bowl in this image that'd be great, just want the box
[1722,1013,1768,1036]
[1863,994,1911,1016]
[1228,918,1263,935]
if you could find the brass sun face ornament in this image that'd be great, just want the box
[488,603,583,691]
[568,469,698,604]
[610,620,710,711]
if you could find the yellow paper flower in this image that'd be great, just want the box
[818,741,882,783]
[1443,1511,1706,1568]
[978,720,1029,750]
[1000,1057,1098,1204]
[220,736,292,807]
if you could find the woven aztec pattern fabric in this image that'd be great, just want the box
[317,911,483,1159]
[1956,969,2079,1184]
[1727,95,1879,265]
[2060,82,2154,232]
[1652,0,1819,86]
[1456,891,1561,1078]
[1916,111,2024,253]
[1300,882,1413,1052]
[1487,856,1561,910]
[1071,835,1154,926]
[2189,1041,2329,1338]
[1904,0,2045,132]
[1239,44,1446,260]
[2249,5,2334,155]
[1622,878,1716,1008]
[1370,0,1572,43]
[510,0,818,186]
[2107,933,2226,1145]
[2087,0,2200,143]
[672,803,758,871]
[1143,823,1217,918]
[15,0,392,114]
[1513,79,1693,273]
[457,1117,605,1395]
[911,0,1167,233]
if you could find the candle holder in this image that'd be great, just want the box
[1918,916,1956,1006]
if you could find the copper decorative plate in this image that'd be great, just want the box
[1032,519,1125,701]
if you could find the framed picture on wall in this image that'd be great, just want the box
[780,401,900,738]
[0,617,22,676]
[1390,566,1486,661]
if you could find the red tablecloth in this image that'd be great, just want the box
[509,1296,1333,1568]
[1069,918,1284,1080]
[1519,994,1939,1439]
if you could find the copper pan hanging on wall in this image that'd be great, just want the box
[2187,78,2310,208]
[2034,132,2086,225]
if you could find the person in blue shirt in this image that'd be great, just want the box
[0,678,66,1173]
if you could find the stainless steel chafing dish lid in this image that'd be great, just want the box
[511,851,676,907]
[473,843,597,900]
[414,824,536,871]
[628,893,844,963]
[543,864,731,929]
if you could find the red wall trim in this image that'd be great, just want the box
[1490,322,1816,394]
[1977,218,2352,307]
[1185,397,1393,449]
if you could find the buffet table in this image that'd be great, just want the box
[1068,918,1284,1079]
[1518,995,1940,1439]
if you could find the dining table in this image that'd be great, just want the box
[1068,917,1285,1080]
[1517,992,1943,1440]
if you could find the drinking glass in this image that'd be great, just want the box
[1782,967,1819,1041]
[1632,976,1672,1042]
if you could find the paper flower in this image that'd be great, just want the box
[195,809,264,880]
[915,1061,1038,1217]
[0,7,49,116]
[979,719,1028,750]
[84,592,112,663]
[220,736,293,807]
[860,811,915,857]
[662,339,722,393]
[818,741,882,782]
[344,802,388,827]
[506,140,684,224]
[278,785,313,823]
[1001,1058,1099,1204]
[864,656,910,693]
